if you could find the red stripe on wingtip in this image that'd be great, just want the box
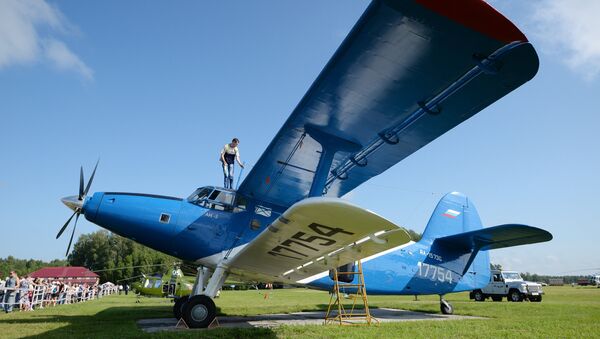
[415,0,527,43]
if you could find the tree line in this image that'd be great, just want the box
[0,257,68,278]
[68,230,178,283]
[2,230,177,283]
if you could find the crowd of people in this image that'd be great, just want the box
[0,270,119,314]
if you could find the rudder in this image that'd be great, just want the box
[421,192,483,243]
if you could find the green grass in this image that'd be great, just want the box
[0,286,599,338]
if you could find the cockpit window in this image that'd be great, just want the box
[209,190,235,206]
[188,187,246,213]
[187,187,213,203]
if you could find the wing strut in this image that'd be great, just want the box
[304,124,361,197]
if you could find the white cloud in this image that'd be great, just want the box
[44,39,93,80]
[0,0,93,80]
[532,0,600,80]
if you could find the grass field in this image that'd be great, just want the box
[0,286,599,338]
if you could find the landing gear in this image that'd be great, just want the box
[173,295,189,320]
[440,296,454,315]
[182,295,216,328]
[177,264,228,328]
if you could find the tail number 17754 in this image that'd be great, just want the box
[417,262,453,283]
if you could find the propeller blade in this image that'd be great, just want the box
[83,159,99,197]
[78,166,84,200]
[56,211,77,239]
[66,213,80,256]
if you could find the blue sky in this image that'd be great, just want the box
[1,0,599,276]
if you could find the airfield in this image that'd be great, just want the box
[0,286,598,338]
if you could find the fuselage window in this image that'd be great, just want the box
[255,205,272,217]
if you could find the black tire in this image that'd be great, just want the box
[491,296,503,302]
[530,295,542,302]
[473,290,485,302]
[509,289,523,302]
[182,295,216,328]
[440,300,453,315]
[173,295,189,319]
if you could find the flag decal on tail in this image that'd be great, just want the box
[443,209,461,218]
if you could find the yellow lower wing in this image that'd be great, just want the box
[228,197,411,282]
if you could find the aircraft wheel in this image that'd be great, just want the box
[509,289,523,302]
[440,299,453,315]
[173,295,189,319]
[182,295,216,328]
[473,290,485,302]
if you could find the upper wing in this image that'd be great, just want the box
[238,0,539,207]
[227,197,411,282]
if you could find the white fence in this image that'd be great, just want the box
[0,283,119,312]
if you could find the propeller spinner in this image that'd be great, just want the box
[58,160,99,256]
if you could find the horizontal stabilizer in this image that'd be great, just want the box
[436,224,552,252]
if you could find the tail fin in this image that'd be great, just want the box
[421,192,482,243]
[419,192,552,284]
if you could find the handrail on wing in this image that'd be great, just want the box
[323,41,528,192]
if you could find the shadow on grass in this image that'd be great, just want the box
[299,303,381,313]
[0,304,278,338]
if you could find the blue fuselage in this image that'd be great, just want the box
[83,191,283,261]
[82,190,490,295]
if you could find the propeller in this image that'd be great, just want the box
[58,160,99,256]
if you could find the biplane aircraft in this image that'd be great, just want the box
[58,0,552,328]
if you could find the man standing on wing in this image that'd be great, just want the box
[220,138,244,189]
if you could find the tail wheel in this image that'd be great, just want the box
[440,299,454,315]
[173,295,189,319]
[473,290,485,302]
[182,295,216,328]
[509,289,523,302]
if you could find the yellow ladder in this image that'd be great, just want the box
[324,260,379,326]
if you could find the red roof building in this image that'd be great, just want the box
[29,266,99,285]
